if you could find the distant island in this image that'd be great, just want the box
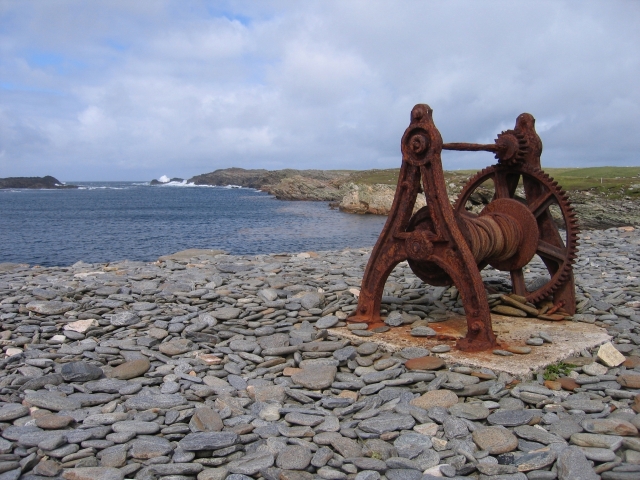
[152,166,640,229]
[0,176,78,189]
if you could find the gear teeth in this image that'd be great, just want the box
[456,163,579,305]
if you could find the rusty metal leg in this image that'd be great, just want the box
[439,255,497,351]
[350,248,406,328]
[349,165,421,328]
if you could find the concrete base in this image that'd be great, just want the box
[331,313,611,378]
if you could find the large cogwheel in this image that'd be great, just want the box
[453,163,579,304]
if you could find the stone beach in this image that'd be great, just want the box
[0,227,639,480]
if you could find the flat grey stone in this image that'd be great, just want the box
[394,433,433,452]
[291,365,337,389]
[351,458,387,471]
[300,292,324,310]
[97,444,128,467]
[25,393,81,412]
[443,416,469,439]
[410,326,436,337]
[316,316,339,329]
[514,448,556,471]
[449,403,490,420]
[578,446,617,462]
[145,464,204,475]
[355,472,381,480]
[61,361,103,382]
[556,446,599,480]
[275,445,312,470]
[472,426,518,454]
[487,409,535,426]
[130,436,173,459]
[570,433,623,450]
[330,436,363,458]
[227,452,275,475]
[124,393,186,410]
[384,469,422,480]
[212,307,242,320]
[26,301,75,315]
[178,432,238,451]
[399,347,430,359]
[112,421,160,434]
[131,302,156,311]
[0,404,29,422]
[189,406,223,432]
[61,467,124,480]
[513,425,566,445]
[84,379,129,394]
[109,312,139,326]
[358,414,415,434]
[283,412,324,427]
[561,398,605,413]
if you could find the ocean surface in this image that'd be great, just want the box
[0,182,388,267]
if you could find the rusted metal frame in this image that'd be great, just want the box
[352,105,578,351]
[414,121,496,351]
[352,104,497,351]
[443,143,498,153]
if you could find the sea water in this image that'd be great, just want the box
[0,182,387,267]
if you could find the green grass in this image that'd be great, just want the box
[346,169,401,185]
[546,167,640,197]
[343,166,640,199]
[543,361,576,381]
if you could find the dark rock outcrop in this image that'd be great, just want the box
[150,177,184,185]
[0,176,77,189]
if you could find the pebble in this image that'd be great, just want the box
[404,356,445,370]
[472,426,519,454]
[410,390,459,409]
[506,346,532,355]
[109,358,150,379]
[0,228,638,480]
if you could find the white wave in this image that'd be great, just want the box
[157,180,193,187]
[158,175,171,183]
[156,181,238,188]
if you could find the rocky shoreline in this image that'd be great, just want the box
[164,168,640,231]
[0,227,639,480]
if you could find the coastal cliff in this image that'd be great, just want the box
[0,176,77,189]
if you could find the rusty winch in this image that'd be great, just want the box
[349,104,579,351]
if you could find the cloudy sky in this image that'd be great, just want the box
[1,1,639,181]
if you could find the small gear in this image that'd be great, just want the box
[494,130,529,165]
[453,163,579,304]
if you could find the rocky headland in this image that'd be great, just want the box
[1,227,640,480]
[170,167,640,230]
[0,176,77,190]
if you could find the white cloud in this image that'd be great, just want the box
[0,0,638,180]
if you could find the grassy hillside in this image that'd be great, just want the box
[346,166,640,199]
[545,167,640,197]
